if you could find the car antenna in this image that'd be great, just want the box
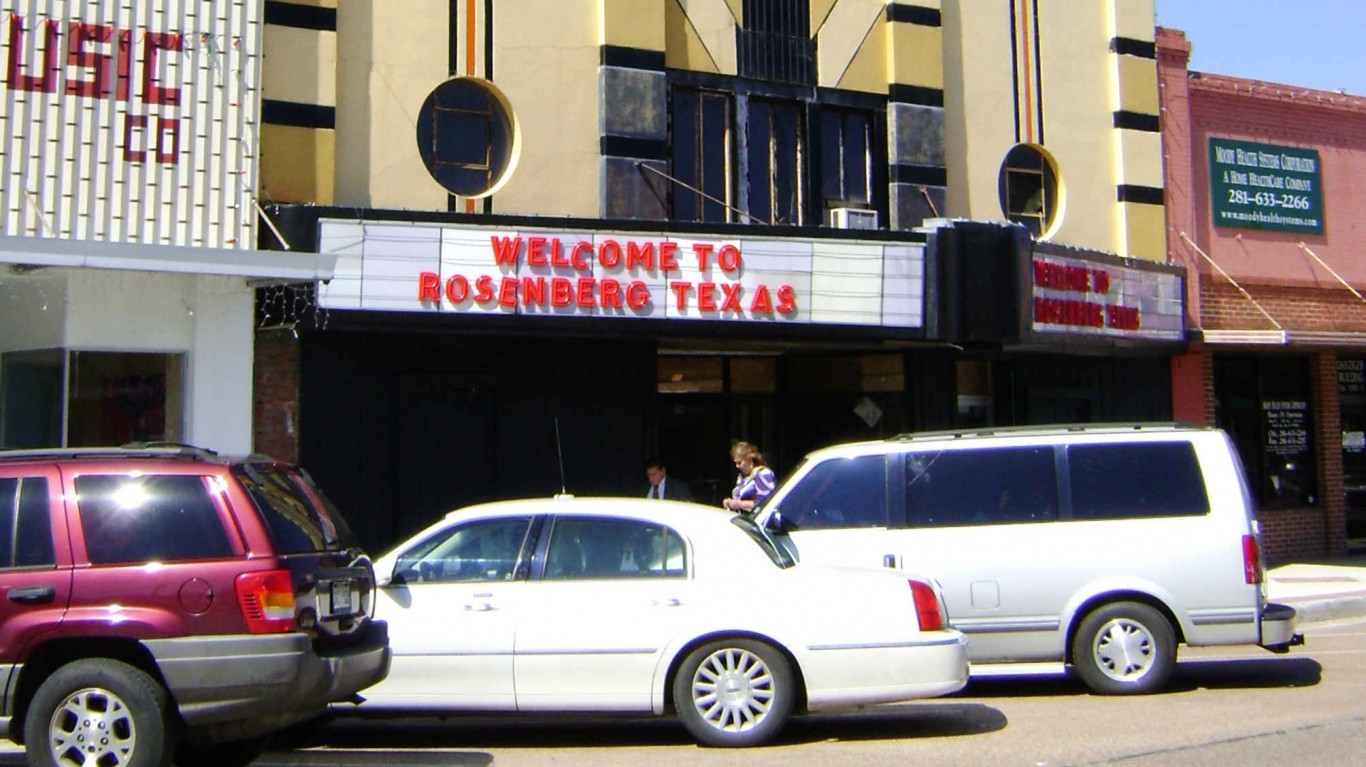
[554,417,571,499]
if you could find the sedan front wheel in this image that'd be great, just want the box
[673,638,795,747]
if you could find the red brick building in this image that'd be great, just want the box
[1158,27,1366,561]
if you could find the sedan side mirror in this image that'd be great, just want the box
[763,510,787,533]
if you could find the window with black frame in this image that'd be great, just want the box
[1214,355,1317,508]
[747,98,805,225]
[819,107,874,213]
[998,144,1058,236]
[739,0,815,86]
[670,88,734,223]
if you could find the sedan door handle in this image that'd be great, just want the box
[465,593,496,612]
[652,597,682,607]
[7,585,56,605]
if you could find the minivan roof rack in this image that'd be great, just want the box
[887,422,1205,443]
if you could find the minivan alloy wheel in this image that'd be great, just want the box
[1071,601,1176,695]
[1092,616,1157,681]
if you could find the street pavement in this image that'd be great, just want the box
[0,557,1362,764]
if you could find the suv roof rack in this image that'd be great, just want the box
[886,421,1205,443]
[0,443,220,463]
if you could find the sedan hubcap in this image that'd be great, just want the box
[49,688,137,767]
[689,648,775,732]
[1093,618,1156,682]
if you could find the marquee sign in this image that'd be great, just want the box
[316,220,926,329]
[1027,248,1184,343]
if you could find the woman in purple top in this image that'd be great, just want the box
[722,441,776,513]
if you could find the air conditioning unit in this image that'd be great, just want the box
[828,207,879,230]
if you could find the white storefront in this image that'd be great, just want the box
[0,237,332,454]
[0,1,329,454]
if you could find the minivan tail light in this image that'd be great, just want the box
[909,579,946,631]
[236,569,297,633]
[1242,535,1262,585]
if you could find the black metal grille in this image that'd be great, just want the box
[739,0,815,86]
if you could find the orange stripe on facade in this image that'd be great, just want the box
[1019,0,1034,144]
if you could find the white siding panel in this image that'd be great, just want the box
[0,1,261,249]
[360,224,440,312]
[810,243,883,325]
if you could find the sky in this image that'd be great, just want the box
[1154,0,1366,96]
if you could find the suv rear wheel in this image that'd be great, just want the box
[1071,601,1176,694]
[24,658,175,767]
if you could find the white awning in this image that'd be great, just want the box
[1198,329,1366,348]
[0,235,335,282]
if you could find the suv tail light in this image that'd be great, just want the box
[1242,534,1262,585]
[236,569,298,633]
[909,579,946,631]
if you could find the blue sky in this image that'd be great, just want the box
[1154,0,1366,95]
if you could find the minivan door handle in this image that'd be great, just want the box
[883,554,900,569]
[7,585,56,605]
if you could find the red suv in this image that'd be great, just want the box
[0,445,390,767]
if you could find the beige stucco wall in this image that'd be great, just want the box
[334,0,448,209]
[487,0,601,217]
[944,0,1162,258]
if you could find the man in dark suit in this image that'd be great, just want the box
[644,457,693,502]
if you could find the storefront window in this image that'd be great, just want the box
[657,356,724,394]
[787,354,903,393]
[1339,358,1366,548]
[956,360,992,427]
[67,352,184,447]
[1,350,63,448]
[2,350,183,448]
[1214,355,1316,508]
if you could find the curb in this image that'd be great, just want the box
[1284,592,1366,626]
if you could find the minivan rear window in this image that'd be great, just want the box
[905,447,1058,527]
[1068,442,1210,520]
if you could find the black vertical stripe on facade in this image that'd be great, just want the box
[262,99,335,129]
[886,4,942,26]
[891,164,947,187]
[1117,185,1164,205]
[600,46,666,71]
[1113,111,1160,132]
[1110,37,1157,59]
[600,136,669,162]
[1008,0,1020,143]
[484,0,494,215]
[1031,0,1043,145]
[887,84,944,107]
[263,1,336,31]
[447,0,463,214]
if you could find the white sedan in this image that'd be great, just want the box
[357,497,968,747]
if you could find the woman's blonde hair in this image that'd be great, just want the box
[730,441,766,467]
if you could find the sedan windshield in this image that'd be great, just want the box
[730,515,795,568]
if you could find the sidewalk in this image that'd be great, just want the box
[1267,555,1366,626]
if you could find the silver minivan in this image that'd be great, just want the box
[757,423,1301,694]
